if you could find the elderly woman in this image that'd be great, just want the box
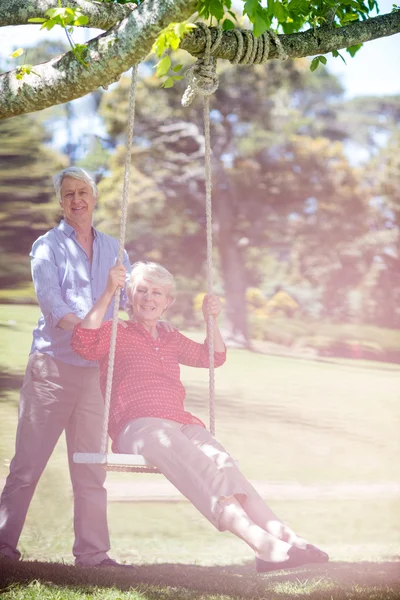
[71,261,328,573]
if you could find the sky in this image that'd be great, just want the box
[1,0,399,100]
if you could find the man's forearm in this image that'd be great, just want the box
[57,313,82,331]
[80,290,115,329]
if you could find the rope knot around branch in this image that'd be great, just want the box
[182,23,289,107]
[182,22,223,107]
[181,56,219,107]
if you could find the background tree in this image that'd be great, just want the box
[0,115,66,289]
[95,58,382,341]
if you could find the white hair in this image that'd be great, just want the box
[126,262,176,320]
[53,167,98,202]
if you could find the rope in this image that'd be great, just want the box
[100,65,138,456]
[181,24,287,435]
[181,23,220,436]
[231,28,288,64]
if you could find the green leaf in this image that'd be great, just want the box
[155,55,171,77]
[169,35,180,51]
[172,75,183,81]
[208,0,225,21]
[346,43,362,57]
[74,15,89,26]
[9,48,24,58]
[40,19,57,31]
[341,12,359,22]
[174,22,188,38]
[162,77,175,88]
[287,0,309,15]
[253,13,268,37]
[27,17,47,23]
[244,0,261,19]
[319,55,327,65]
[222,18,236,30]
[45,7,67,18]
[172,64,183,72]
[332,49,347,64]
[310,56,320,71]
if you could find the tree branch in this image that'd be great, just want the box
[0,0,198,120]
[0,0,135,31]
[180,11,400,60]
[1,0,399,120]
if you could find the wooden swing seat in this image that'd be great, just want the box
[73,452,160,473]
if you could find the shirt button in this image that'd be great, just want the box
[161,357,164,361]
[155,347,159,351]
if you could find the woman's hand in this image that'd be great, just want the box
[106,265,126,296]
[202,294,222,320]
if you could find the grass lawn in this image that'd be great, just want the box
[0,304,399,598]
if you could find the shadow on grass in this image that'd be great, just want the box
[0,367,23,401]
[186,384,376,445]
[0,559,399,598]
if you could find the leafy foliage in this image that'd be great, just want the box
[27,1,90,67]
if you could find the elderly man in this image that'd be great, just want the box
[0,167,131,568]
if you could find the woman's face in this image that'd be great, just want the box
[130,276,170,325]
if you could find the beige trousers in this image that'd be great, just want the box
[117,417,283,534]
[0,352,110,565]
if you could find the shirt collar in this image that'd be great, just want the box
[58,219,98,239]
[127,320,170,341]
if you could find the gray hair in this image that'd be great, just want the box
[126,262,176,320]
[53,167,98,202]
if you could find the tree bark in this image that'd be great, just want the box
[0,0,197,119]
[0,0,136,30]
[214,185,250,348]
[180,11,400,60]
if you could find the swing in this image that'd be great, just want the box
[73,24,288,473]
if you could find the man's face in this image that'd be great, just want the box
[60,176,96,228]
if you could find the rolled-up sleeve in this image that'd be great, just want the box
[30,241,73,328]
[176,331,226,368]
[71,321,112,361]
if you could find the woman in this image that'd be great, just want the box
[71,261,328,572]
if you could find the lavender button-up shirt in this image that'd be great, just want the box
[30,219,131,367]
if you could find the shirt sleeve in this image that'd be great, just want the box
[71,321,113,361]
[30,239,73,328]
[175,330,226,368]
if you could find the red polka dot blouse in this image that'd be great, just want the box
[71,321,226,444]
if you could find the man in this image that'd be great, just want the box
[0,167,131,567]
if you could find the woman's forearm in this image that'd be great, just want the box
[208,320,226,353]
[80,290,115,329]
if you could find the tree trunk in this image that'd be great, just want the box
[214,188,250,348]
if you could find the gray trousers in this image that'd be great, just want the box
[117,418,285,537]
[0,352,110,565]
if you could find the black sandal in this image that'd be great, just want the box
[256,544,329,573]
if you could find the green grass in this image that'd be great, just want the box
[0,305,399,598]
